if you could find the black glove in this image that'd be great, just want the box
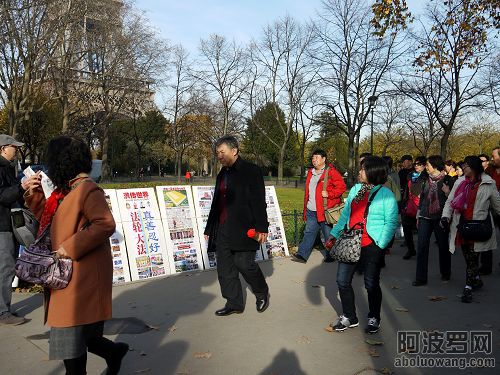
[440,217,450,230]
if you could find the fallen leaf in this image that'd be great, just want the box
[133,369,151,374]
[194,351,212,359]
[168,325,177,333]
[365,339,384,346]
[379,367,394,375]
[428,296,447,302]
[391,285,400,289]
[483,324,493,328]
[147,324,160,331]
[293,280,306,284]
[139,351,147,356]
[324,326,334,333]
[395,307,409,312]
[368,348,380,357]
[296,335,312,344]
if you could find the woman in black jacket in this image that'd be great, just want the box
[413,155,451,286]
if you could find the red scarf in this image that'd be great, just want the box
[37,189,68,237]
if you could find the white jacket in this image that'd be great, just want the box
[442,173,500,253]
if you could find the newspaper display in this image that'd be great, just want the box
[192,186,217,269]
[192,186,266,269]
[103,189,131,284]
[156,186,204,274]
[261,186,290,259]
[117,188,170,281]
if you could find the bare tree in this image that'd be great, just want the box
[163,45,197,181]
[403,1,495,158]
[0,0,60,136]
[250,16,315,181]
[76,3,168,180]
[313,0,407,185]
[196,34,249,135]
[373,95,406,156]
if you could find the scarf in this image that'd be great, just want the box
[450,177,479,213]
[37,189,68,237]
[410,171,421,183]
[353,183,374,203]
[427,171,445,215]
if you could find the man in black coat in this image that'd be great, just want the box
[0,134,29,325]
[204,135,270,316]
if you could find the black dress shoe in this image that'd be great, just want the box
[256,294,270,313]
[291,254,306,263]
[403,250,416,260]
[215,307,243,316]
[412,280,427,287]
[323,257,335,263]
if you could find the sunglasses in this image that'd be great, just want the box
[480,159,488,163]
[414,163,423,167]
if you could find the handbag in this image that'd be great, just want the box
[11,208,39,247]
[14,178,92,289]
[14,225,72,290]
[330,187,381,262]
[402,180,419,218]
[457,214,493,242]
[322,167,344,225]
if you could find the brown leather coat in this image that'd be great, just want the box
[25,178,115,327]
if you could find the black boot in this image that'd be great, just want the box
[87,337,129,375]
[403,250,416,260]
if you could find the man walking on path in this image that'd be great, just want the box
[204,136,270,316]
[292,149,346,263]
[0,134,29,325]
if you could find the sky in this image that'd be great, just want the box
[137,0,427,55]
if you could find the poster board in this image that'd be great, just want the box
[103,189,131,284]
[192,186,266,269]
[261,186,290,259]
[155,186,204,274]
[116,188,171,281]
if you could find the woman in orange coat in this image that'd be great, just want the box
[24,136,128,375]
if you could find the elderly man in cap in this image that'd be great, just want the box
[0,134,30,325]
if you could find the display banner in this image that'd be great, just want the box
[192,186,267,269]
[116,188,171,280]
[155,186,204,274]
[103,189,131,284]
[261,186,290,259]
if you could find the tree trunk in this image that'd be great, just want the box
[440,126,452,159]
[347,135,356,188]
[176,151,182,183]
[101,124,111,181]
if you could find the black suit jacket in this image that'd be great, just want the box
[204,157,268,252]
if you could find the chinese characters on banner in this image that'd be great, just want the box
[103,189,131,284]
[262,186,289,259]
[156,186,204,274]
[117,188,170,281]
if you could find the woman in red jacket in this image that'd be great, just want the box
[292,149,346,263]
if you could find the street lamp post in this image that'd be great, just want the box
[368,95,378,154]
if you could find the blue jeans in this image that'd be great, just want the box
[415,218,451,282]
[336,243,385,321]
[296,209,333,261]
[0,232,17,315]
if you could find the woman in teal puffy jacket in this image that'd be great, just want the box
[328,156,398,334]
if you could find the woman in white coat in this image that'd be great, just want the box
[441,155,500,303]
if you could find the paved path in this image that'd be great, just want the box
[2,237,499,375]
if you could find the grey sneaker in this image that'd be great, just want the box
[331,315,359,332]
[0,312,27,325]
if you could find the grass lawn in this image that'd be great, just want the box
[274,187,304,212]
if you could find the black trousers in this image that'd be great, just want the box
[215,246,269,310]
[479,250,492,273]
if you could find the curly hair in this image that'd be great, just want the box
[45,136,92,190]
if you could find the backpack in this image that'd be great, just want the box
[11,208,39,247]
